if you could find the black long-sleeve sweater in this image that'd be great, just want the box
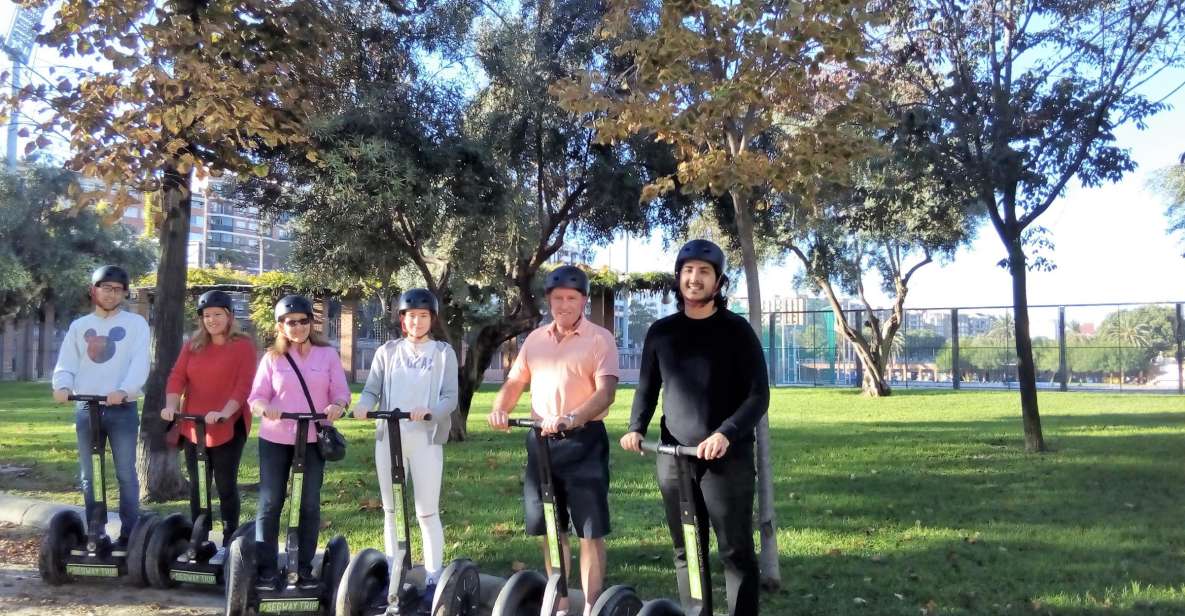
[628,308,769,448]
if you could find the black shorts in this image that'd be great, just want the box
[522,420,611,539]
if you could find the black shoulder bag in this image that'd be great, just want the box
[283,351,347,462]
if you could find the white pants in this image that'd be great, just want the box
[375,420,445,580]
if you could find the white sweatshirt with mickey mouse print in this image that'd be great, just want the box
[52,309,150,399]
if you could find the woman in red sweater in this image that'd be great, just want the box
[161,290,257,543]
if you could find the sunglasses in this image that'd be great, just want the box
[282,317,312,327]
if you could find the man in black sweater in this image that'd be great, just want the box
[621,239,769,616]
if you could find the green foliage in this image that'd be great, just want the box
[0,167,153,319]
[1148,164,1185,256]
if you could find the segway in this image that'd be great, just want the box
[38,394,158,585]
[141,412,255,589]
[492,418,602,616]
[225,412,350,615]
[626,441,707,616]
[336,409,482,616]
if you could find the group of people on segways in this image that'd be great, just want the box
[45,237,768,616]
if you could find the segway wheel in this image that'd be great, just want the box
[431,559,481,616]
[38,509,85,585]
[225,535,255,616]
[227,520,256,546]
[491,569,546,616]
[145,512,194,588]
[320,535,351,610]
[590,585,643,616]
[335,547,388,616]
[637,598,683,616]
[125,511,160,587]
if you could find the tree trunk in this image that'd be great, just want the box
[1007,239,1045,452]
[729,189,781,590]
[451,317,537,442]
[137,164,191,502]
[861,361,891,396]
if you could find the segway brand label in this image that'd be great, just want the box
[259,598,321,613]
[67,563,119,577]
[393,484,406,542]
[198,462,209,503]
[289,473,304,528]
[543,503,561,569]
[683,523,703,600]
[170,569,217,584]
[92,453,105,499]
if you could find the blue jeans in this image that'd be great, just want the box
[255,438,325,580]
[74,401,140,541]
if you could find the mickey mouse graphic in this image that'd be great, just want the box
[84,327,126,364]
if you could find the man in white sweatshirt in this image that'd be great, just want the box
[52,265,150,548]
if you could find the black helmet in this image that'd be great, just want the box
[91,265,130,289]
[674,239,726,276]
[544,265,590,296]
[398,288,439,315]
[274,294,313,322]
[196,290,233,315]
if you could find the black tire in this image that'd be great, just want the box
[145,513,194,588]
[334,547,388,616]
[126,511,160,587]
[637,598,683,616]
[38,510,84,586]
[491,569,546,616]
[591,585,643,616]
[320,535,351,610]
[227,520,255,546]
[225,535,255,616]
[432,559,481,616]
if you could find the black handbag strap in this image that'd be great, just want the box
[283,352,322,424]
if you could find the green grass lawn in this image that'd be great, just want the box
[1,381,1183,614]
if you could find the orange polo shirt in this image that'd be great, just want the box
[508,317,620,421]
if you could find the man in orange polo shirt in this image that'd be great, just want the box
[488,264,620,616]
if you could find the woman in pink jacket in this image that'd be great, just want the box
[247,295,350,591]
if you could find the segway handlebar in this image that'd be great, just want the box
[507,417,572,431]
[361,409,432,421]
[67,394,109,404]
[278,412,329,421]
[640,441,700,458]
[176,412,227,423]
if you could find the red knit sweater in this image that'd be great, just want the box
[166,336,257,447]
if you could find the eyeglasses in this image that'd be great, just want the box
[283,317,311,327]
[96,284,125,293]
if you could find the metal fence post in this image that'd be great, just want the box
[951,308,960,390]
[1057,306,1068,392]
[767,312,778,386]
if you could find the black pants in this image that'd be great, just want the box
[657,444,759,616]
[255,438,326,579]
[183,418,247,545]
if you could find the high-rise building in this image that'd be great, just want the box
[110,176,294,275]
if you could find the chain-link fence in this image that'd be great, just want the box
[753,302,1184,393]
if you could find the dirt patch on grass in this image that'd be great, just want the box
[0,523,221,616]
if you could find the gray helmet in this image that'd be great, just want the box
[544,265,590,296]
[398,288,439,315]
[274,294,313,322]
[674,239,726,277]
[196,290,233,315]
[91,265,130,289]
